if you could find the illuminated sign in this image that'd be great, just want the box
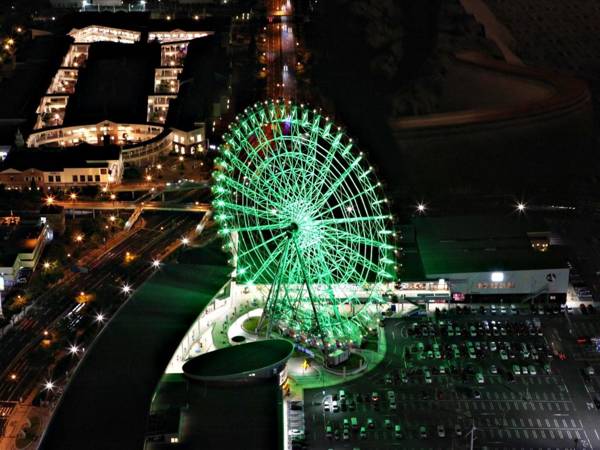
[491,272,504,282]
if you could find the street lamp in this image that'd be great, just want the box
[45,196,54,205]
[122,284,131,295]
[70,192,77,201]
[43,380,55,391]
[68,344,80,355]
[181,237,190,246]
[516,202,526,213]
[75,234,84,243]
[152,259,161,268]
[416,203,426,214]
[43,261,50,270]
[95,312,105,323]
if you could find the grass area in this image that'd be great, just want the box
[242,316,261,333]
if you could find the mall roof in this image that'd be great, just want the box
[0,144,121,172]
[413,215,566,276]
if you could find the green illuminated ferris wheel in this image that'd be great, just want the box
[212,101,396,347]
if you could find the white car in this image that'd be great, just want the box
[437,424,446,437]
[529,365,537,375]
[490,365,498,375]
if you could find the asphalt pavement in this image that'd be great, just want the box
[304,309,600,450]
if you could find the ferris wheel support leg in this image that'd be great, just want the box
[291,234,328,355]
[258,236,292,336]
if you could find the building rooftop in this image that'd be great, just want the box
[166,34,228,131]
[0,144,121,172]
[63,42,158,125]
[413,215,566,276]
[0,222,44,266]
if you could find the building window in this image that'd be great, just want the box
[56,175,61,182]
[87,175,93,182]
[95,175,100,182]
[73,175,78,182]
[100,168,107,174]
[79,175,85,182]
[48,176,54,182]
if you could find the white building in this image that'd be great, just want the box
[399,215,569,304]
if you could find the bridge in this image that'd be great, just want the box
[55,200,211,213]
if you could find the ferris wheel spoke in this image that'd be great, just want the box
[217,200,282,224]
[314,155,363,211]
[234,222,289,233]
[237,231,288,260]
[217,175,274,209]
[323,236,388,278]
[313,182,380,220]
[248,236,290,283]
[314,214,389,227]
[320,224,392,249]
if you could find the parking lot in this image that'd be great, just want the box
[303,305,600,450]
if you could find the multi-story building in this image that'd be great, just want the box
[0,144,123,189]
[0,216,50,290]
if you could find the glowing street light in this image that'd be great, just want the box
[146,175,152,182]
[110,194,116,201]
[122,284,131,294]
[109,215,116,222]
[43,380,55,391]
[95,313,105,323]
[152,259,161,268]
[43,261,50,270]
[75,234,84,243]
[45,196,54,205]
[181,237,190,246]
[10,373,17,381]
[416,203,426,214]
[70,192,77,200]
[68,344,80,355]
[516,202,526,213]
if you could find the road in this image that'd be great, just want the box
[0,213,200,442]
[266,0,297,100]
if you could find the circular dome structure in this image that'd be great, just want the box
[212,101,396,347]
[182,339,294,383]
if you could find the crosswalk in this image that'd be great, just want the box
[0,402,16,436]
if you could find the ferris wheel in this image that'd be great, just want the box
[212,101,396,346]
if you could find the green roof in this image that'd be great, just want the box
[413,215,566,276]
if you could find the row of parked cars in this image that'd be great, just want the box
[326,419,462,440]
